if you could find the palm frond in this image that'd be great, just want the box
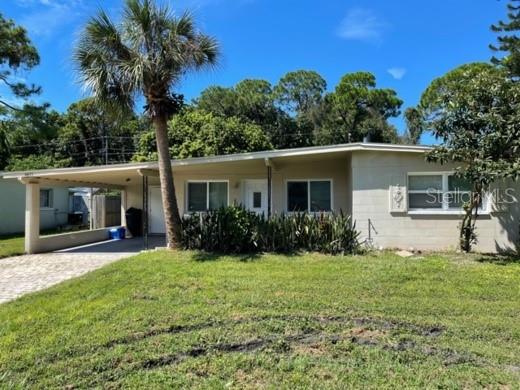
[75,0,220,118]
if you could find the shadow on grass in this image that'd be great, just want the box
[191,251,263,262]
[474,252,520,265]
[191,250,303,262]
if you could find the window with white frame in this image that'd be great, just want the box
[187,181,228,212]
[287,180,332,212]
[40,189,53,209]
[408,173,482,211]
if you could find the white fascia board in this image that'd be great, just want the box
[1,142,432,179]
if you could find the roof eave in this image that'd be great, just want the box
[0,142,432,179]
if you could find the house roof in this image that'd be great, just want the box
[1,142,431,182]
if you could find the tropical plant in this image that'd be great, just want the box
[180,206,360,255]
[75,0,219,248]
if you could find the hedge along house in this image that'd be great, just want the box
[2,142,519,254]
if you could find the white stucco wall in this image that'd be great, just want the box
[0,179,69,235]
[350,151,520,253]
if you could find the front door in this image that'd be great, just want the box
[149,186,166,234]
[244,180,268,215]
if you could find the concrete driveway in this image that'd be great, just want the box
[0,236,165,304]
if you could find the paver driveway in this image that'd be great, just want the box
[0,236,166,304]
[0,252,130,304]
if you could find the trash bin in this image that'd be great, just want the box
[110,227,126,240]
[125,207,143,237]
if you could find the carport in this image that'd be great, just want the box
[3,161,161,254]
[2,152,279,254]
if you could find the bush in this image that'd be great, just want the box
[180,206,360,255]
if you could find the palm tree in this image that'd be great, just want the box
[74,0,219,248]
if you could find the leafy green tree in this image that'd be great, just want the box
[0,12,49,169]
[196,80,278,124]
[424,65,520,252]
[0,103,63,170]
[403,107,424,144]
[196,86,238,118]
[490,0,520,77]
[134,109,272,161]
[75,0,219,248]
[419,63,494,117]
[6,154,67,171]
[273,70,327,148]
[274,70,327,115]
[196,79,299,149]
[56,98,146,167]
[316,72,402,144]
[0,12,41,110]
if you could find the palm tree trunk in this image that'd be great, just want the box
[153,115,182,248]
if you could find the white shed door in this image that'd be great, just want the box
[244,180,268,216]
[149,186,166,234]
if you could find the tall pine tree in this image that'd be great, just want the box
[490,0,520,78]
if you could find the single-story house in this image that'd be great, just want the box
[2,142,519,254]
[0,177,70,235]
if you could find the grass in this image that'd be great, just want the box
[0,227,89,259]
[0,250,519,388]
[0,234,24,258]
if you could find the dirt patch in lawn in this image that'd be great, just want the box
[45,314,448,368]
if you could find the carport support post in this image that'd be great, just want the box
[142,175,149,250]
[267,165,272,218]
[24,180,40,254]
[265,157,275,218]
[89,188,93,230]
[120,189,128,236]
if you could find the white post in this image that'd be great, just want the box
[89,188,93,230]
[24,180,40,254]
[120,189,129,237]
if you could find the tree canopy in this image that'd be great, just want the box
[0,12,41,111]
[134,109,272,161]
[490,0,520,77]
[316,72,402,144]
[273,70,327,116]
[425,64,520,251]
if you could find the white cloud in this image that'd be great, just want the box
[387,67,407,80]
[337,8,387,42]
[18,0,87,37]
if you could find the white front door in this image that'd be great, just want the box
[243,180,268,215]
[149,186,166,234]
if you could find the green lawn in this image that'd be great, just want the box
[0,234,24,258]
[1,251,519,388]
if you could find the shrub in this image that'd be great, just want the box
[180,206,360,255]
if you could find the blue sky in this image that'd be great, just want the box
[1,0,508,144]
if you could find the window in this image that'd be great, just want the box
[253,192,262,208]
[287,180,332,212]
[187,181,228,212]
[408,173,481,212]
[40,189,53,209]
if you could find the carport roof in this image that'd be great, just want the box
[1,142,431,187]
